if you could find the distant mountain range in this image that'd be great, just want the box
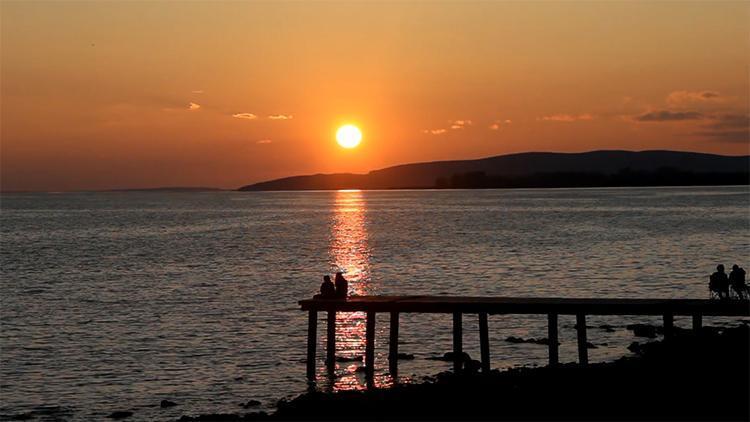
[238,150,749,191]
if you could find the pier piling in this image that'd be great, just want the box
[576,313,588,365]
[326,311,336,368]
[306,311,317,380]
[663,313,674,338]
[365,311,376,379]
[692,314,702,332]
[548,313,559,366]
[453,312,463,373]
[389,312,399,377]
[478,313,490,373]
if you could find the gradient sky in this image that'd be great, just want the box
[2,1,749,191]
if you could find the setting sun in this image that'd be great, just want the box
[336,125,362,149]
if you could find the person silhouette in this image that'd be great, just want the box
[729,264,747,300]
[334,272,349,298]
[709,265,730,300]
[315,275,335,299]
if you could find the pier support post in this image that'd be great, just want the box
[326,311,336,369]
[692,314,702,332]
[365,311,376,379]
[307,311,317,380]
[478,313,490,373]
[389,312,399,378]
[663,313,674,338]
[548,313,559,367]
[576,313,588,365]
[453,312,463,373]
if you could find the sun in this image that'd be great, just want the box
[336,124,362,149]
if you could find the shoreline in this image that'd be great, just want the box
[177,323,749,421]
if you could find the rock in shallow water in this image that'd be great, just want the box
[107,411,133,419]
[426,352,472,362]
[241,400,262,408]
[505,336,559,345]
[627,323,659,338]
[161,400,178,408]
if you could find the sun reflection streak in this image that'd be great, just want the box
[317,190,394,390]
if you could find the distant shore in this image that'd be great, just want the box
[239,150,750,191]
[177,323,749,421]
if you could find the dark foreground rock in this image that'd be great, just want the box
[180,325,749,421]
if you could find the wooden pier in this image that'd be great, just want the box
[299,296,750,380]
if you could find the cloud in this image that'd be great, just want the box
[268,114,293,120]
[691,113,749,143]
[691,130,749,143]
[188,102,201,111]
[233,113,257,120]
[257,139,273,144]
[191,90,204,94]
[633,110,704,122]
[539,114,593,122]
[422,129,447,135]
[704,113,749,130]
[449,119,472,129]
[666,90,720,106]
[489,119,512,130]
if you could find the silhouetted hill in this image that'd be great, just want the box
[238,150,750,191]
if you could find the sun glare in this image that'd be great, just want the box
[336,125,362,149]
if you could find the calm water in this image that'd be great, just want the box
[1,187,749,420]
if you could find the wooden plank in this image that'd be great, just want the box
[306,310,317,380]
[692,314,702,332]
[365,311,376,378]
[576,313,588,365]
[478,313,490,373]
[663,314,674,338]
[389,312,399,377]
[453,312,463,373]
[300,296,750,317]
[326,311,336,368]
[548,313,559,367]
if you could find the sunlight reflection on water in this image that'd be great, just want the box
[319,190,395,390]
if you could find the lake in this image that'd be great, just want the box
[1,186,748,420]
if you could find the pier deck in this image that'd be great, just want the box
[299,296,750,381]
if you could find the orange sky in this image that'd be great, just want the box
[1,1,749,191]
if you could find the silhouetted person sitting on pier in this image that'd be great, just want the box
[709,265,730,300]
[729,264,747,300]
[315,275,336,299]
[334,272,349,298]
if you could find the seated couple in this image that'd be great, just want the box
[315,272,348,299]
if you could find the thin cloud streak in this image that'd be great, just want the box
[489,119,512,130]
[539,114,593,122]
[233,113,257,120]
[634,110,704,122]
[666,90,720,106]
[449,119,472,129]
[268,114,293,120]
[188,102,201,110]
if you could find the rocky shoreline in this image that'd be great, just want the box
[174,324,748,421]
